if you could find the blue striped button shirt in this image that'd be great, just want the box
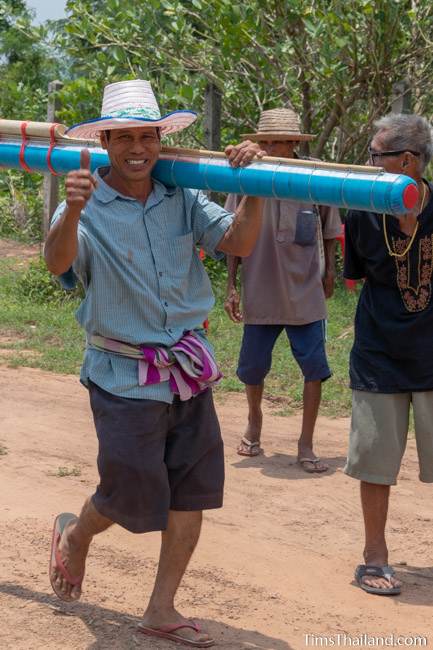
[51,168,233,401]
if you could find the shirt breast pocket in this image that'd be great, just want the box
[293,208,318,247]
[168,231,194,277]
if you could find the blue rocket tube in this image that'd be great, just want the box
[0,136,418,214]
[155,151,418,214]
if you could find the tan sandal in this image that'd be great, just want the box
[297,457,328,473]
[237,436,263,457]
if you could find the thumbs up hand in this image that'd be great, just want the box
[65,149,97,213]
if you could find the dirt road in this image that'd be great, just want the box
[1,366,432,649]
[0,238,40,261]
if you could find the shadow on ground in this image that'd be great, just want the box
[0,582,293,649]
[233,453,346,480]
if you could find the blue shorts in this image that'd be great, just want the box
[237,321,331,385]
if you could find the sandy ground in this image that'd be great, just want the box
[0,366,432,649]
[0,238,40,261]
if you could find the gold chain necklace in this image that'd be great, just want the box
[383,182,427,258]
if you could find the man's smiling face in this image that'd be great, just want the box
[100,127,161,182]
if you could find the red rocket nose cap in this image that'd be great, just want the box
[403,183,419,210]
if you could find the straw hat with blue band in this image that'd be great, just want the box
[66,79,197,140]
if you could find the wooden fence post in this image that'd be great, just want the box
[204,82,222,152]
[204,82,222,203]
[42,80,63,241]
[391,80,412,114]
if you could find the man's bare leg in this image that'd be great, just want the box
[238,383,264,455]
[360,481,401,590]
[51,497,113,600]
[141,510,212,644]
[297,379,328,471]
[245,382,264,442]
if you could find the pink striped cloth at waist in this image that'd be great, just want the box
[89,330,222,401]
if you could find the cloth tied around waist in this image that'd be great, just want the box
[89,331,222,401]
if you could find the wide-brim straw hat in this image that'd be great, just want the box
[242,107,315,141]
[66,79,197,140]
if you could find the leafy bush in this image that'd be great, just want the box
[203,254,227,289]
[15,257,82,304]
[0,171,44,242]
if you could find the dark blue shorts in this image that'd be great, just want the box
[237,321,331,385]
[88,382,224,534]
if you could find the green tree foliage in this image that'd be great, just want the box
[0,0,58,119]
[0,0,61,240]
[57,0,433,161]
[1,0,433,242]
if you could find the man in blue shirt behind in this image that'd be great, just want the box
[44,79,264,648]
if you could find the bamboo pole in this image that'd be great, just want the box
[0,119,383,175]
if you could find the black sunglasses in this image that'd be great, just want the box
[368,146,420,161]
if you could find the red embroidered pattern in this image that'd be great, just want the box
[393,234,433,312]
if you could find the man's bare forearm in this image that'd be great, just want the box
[45,149,97,275]
[44,207,81,275]
[217,195,264,257]
[226,254,241,292]
[323,238,336,275]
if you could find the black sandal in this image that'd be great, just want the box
[355,564,401,595]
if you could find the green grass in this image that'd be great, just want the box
[0,256,358,416]
[0,257,84,375]
[49,466,82,478]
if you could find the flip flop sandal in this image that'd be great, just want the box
[355,564,401,595]
[137,620,215,647]
[237,436,263,457]
[49,512,84,602]
[298,457,328,473]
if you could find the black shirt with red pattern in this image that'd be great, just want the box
[344,181,433,392]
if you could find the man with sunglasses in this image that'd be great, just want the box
[344,113,433,595]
